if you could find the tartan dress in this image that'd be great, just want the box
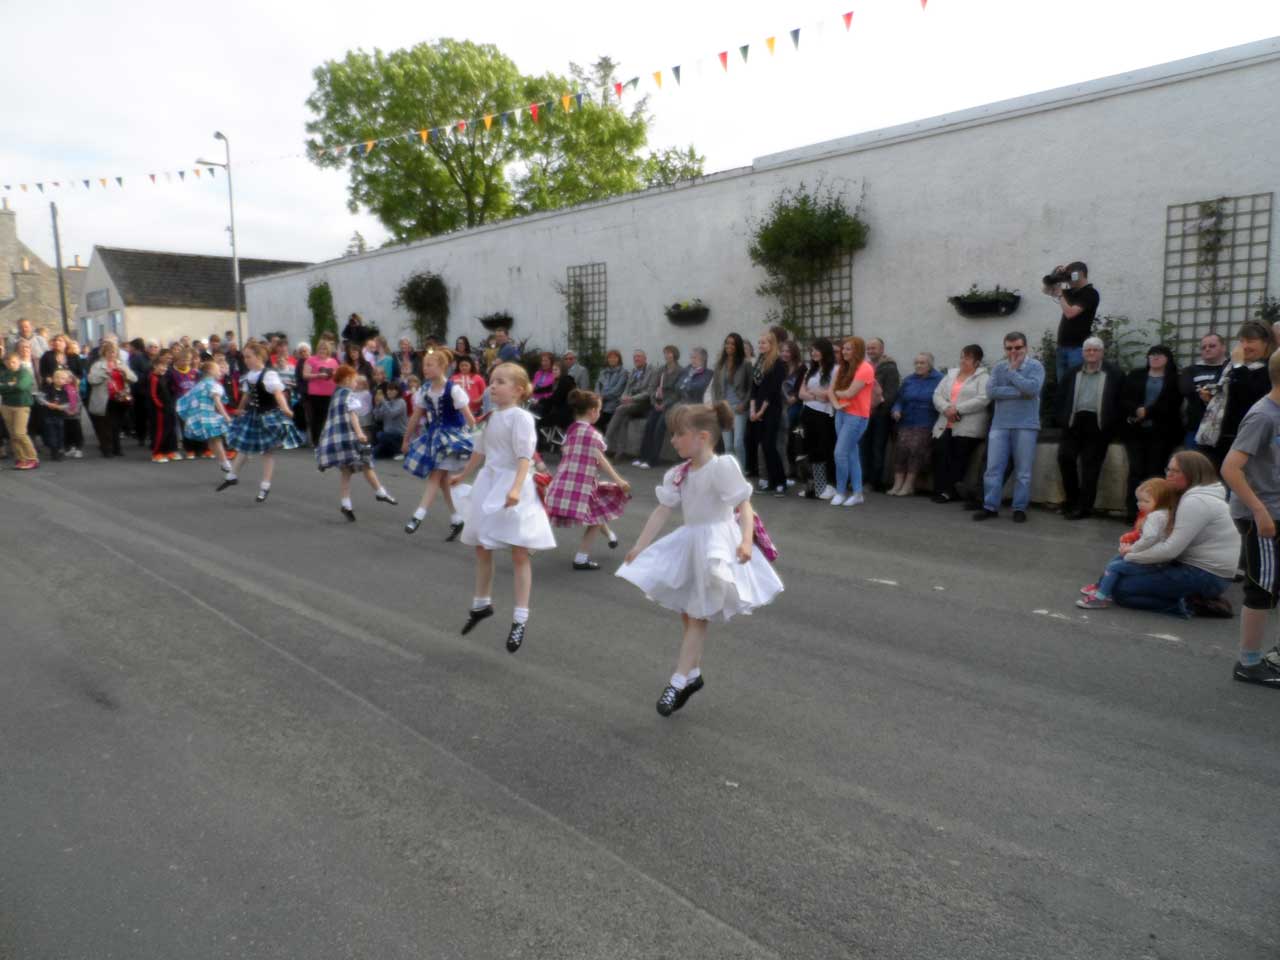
[403,382,473,478]
[226,369,305,454]
[176,377,228,440]
[315,386,370,471]
[544,420,630,527]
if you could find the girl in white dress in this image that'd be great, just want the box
[619,401,783,716]
[450,363,556,653]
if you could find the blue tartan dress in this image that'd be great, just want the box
[315,386,370,471]
[176,377,228,440]
[226,369,304,454]
[403,382,473,478]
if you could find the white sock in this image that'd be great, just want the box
[450,512,463,524]
[341,497,353,509]
[220,459,232,470]
[259,481,271,492]
[604,525,616,541]
[225,472,237,481]
[687,667,701,682]
[413,506,427,520]
[513,606,529,625]
[574,552,590,564]
[376,486,388,497]
[472,596,491,611]
[669,672,688,690]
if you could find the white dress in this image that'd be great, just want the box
[616,455,783,621]
[458,406,557,551]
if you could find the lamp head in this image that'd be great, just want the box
[214,131,226,142]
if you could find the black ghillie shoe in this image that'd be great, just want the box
[375,492,398,505]
[215,477,238,493]
[404,516,422,534]
[672,675,704,711]
[656,685,680,717]
[340,506,356,522]
[445,521,464,542]
[255,489,270,503]
[506,621,526,654]
[460,605,493,635]
[572,560,600,571]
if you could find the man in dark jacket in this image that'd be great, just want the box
[1055,337,1122,520]
[860,337,900,492]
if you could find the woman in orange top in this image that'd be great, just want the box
[828,336,876,506]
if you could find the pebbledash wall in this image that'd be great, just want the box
[247,38,1279,371]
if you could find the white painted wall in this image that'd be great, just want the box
[246,39,1280,369]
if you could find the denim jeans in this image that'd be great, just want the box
[1096,555,1164,599]
[983,427,1038,512]
[1056,345,1083,386]
[834,410,869,495]
[1110,562,1232,616]
[722,411,747,468]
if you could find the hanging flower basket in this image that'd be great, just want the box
[947,285,1021,319]
[665,299,710,325]
[478,311,514,331]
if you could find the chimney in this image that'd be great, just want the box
[74,254,81,268]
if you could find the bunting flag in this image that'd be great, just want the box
[178,171,185,181]
[19,184,27,192]
[561,94,572,112]
[718,51,728,71]
[739,44,749,63]
[791,27,801,48]
[672,65,681,85]
[418,128,428,144]
[843,11,853,30]
[575,92,584,109]
[501,111,511,127]
[766,36,776,55]
[83,179,90,189]
[149,174,156,183]
[483,114,493,130]
[115,176,123,186]
[208,167,215,178]
[653,70,663,89]
[193,168,201,178]
[364,139,375,155]
[626,77,639,91]
[36,183,43,193]
[613,81,623,99]
[456,120,467,133]
[529,103,540,123]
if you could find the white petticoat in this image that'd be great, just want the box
[615,519,783,622]
[457,465,557,551]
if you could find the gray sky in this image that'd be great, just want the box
[4,0,1278,269]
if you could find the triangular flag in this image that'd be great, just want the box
[149,174,156,184]
[562,94,572,112]
[790,28,801,49]
[99,178,107,188]
[456,120,466,134]
[843,11,853,30]
[364,139,375,155]
[115,176,123,187]
[766,36,776,55]
[208,167,215,178]
[626,77,640,91]
[739,44,749,63]
[483,115,493,130]
[921,0,927,8]
[652,70,662,90]
[718,51,728,71]
[530,103,540,122]
[36,183,44,193]
[613,81,623,99]
[84,179,91,189]
[501,112,511,128]
[178,171,185,181]
[672,66,681,85]
[52,181,60,188]
[193,168,201,178]
[334,145,346,157]
[575,92,584,109]
[418,129,428,144]
[1,185,8,191]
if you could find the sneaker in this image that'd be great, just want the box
[844,492,864,506]
[165,453,182,462]
[506,621,526,654]
[817,486,836,500]
[972,509,998,521]
[201,450,216,459]
[185,451,197,460]
[151,454,168,463]
[70,448,83,459]
[405,516,423,534]
[635,461,650,470]
[1232,659,1280,687]
[757,478,769,491]
[830,494,847,507]
[773,486,786,498]
[931,493,953,504]
[673,675,704,711]
[656,684,681,717]
[1012,510,1028,523]
[445,521,464,542]
[1080,583,1099,596]
[785,478,796,487]
[631,459,643,467]
[393,453,404,461]
[340,506,356,522]
[460,605,494,635]
[1075,595,1111,609]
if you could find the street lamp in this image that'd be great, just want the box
[196,130,242,347]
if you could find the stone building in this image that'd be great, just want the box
[76,247,310,346]
[0,198,87,338]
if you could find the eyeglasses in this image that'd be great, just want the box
[1004,345,1026,352]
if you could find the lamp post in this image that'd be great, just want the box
[196,130,242,347]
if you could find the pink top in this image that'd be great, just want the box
[451,372,486,415]
[305,356,339,396]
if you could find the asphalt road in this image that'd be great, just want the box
[1,447,1276,960]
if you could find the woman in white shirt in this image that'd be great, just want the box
[797,338,837,499]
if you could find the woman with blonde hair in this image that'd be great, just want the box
[745,330,787,497]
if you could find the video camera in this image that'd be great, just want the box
[1042,267,1082,288]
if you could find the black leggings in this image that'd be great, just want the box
[307,394,331,446]
[745,404,785,489]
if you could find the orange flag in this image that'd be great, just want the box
[718,51,728,71]
[561,94,571,112]
[766,36,776,55]
[483,115,493,130]
[364,139,375,155]
[653,70,662,89]
[418,129,428,144]
[193,168,201,178]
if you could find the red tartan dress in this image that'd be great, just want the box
[544,420,630,527]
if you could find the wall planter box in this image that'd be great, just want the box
[665,303,710,326]
[478,313,514,331]
[947,289,1021,318]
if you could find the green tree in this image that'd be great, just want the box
[306,281,338,343]
[640,145,705,188]
[344,231,368,257]
[305,42,701,241]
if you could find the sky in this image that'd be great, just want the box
[4,0,1279,269]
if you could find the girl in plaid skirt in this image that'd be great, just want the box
[176,361,233,472]
[402,347,476,540]
[316,364,398,521]
[544,390,631,571]
[217,343,304,502]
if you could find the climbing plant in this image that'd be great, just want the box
[306,281,338,344]
[393,271,450,346]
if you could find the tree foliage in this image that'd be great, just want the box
[393,271,450,346]
[306,281,338,343]
[305,40,702,243]
[748,183,869,291]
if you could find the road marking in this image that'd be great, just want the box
[1145,633,1184,644]
[867,578,899,586]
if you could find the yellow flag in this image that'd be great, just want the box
[653,70,663,89]
[561,94,571,113]
[766,36,776,55]
[483,115,493,130]
[99,178,107,188]
[193,168,201,178]
[365,139,375,155]
[418,129,428,144]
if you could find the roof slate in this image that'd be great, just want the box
[96,247,311,310]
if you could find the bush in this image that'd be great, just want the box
[307,282,338,344]
[394,271,450,347]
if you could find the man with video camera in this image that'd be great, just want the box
[1043,261,1101,388]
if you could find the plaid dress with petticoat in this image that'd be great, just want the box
[176,378,228,440]
[544,420,630,527]
[315,386,371,471]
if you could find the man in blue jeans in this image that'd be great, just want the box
[974,332,1044,524]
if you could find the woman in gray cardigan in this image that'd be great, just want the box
[929,344,991,503]
[711,332,750,466]
[594,349,628,432]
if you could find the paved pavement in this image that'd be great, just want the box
[0,447,1276,959]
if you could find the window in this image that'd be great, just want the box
[1162,193,1272,358]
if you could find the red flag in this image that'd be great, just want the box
[843,11,853,30]
[921,0,927,7]
[718,51,728,71]
[457,120,466,133]
[530,103,540,122]
[613,81,623,99]
[149,174,156,184]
